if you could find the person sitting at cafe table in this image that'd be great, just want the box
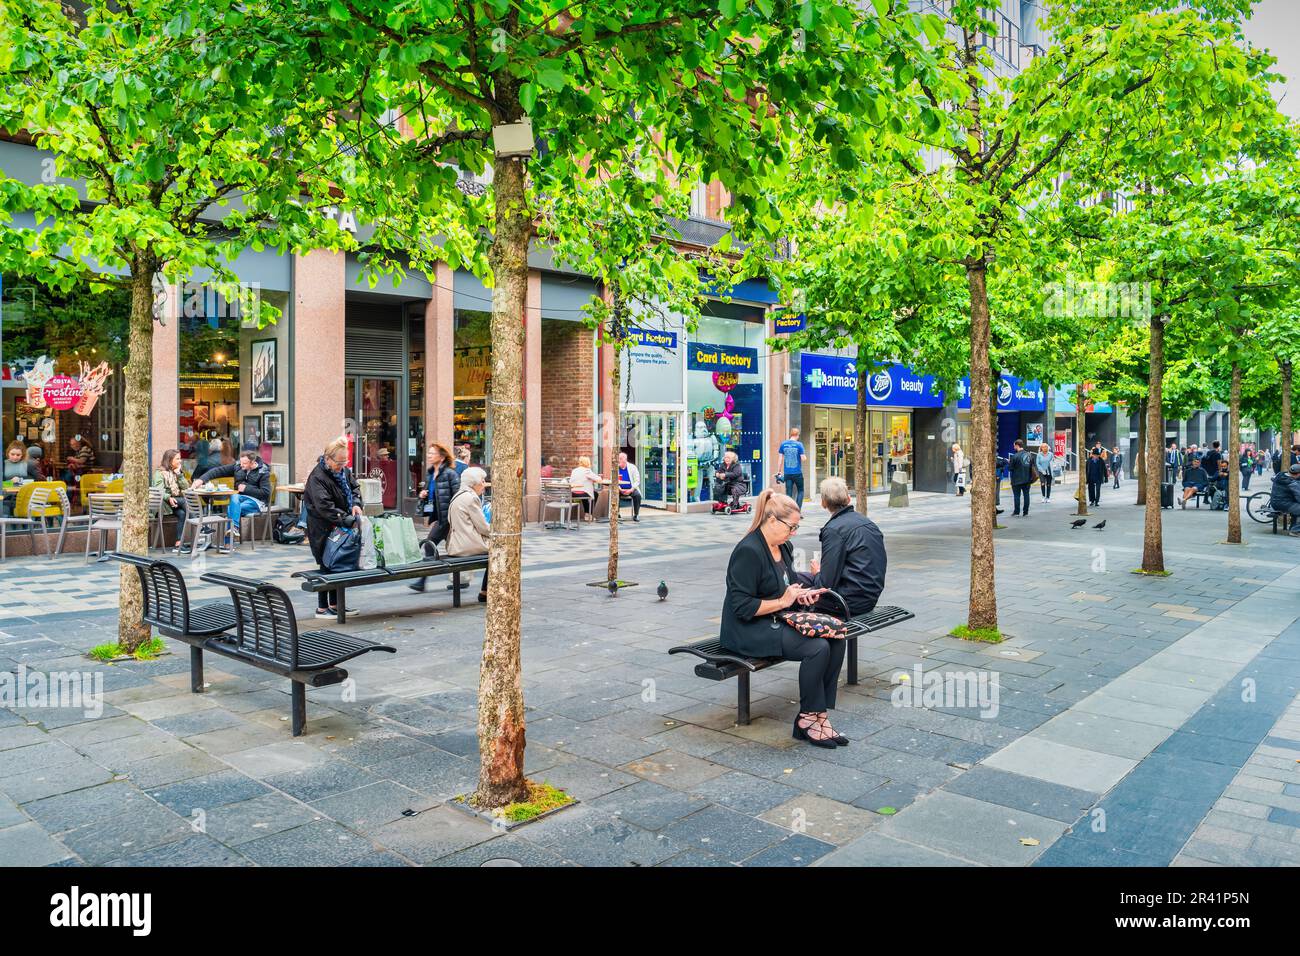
[568,455,604,520]
[616,451,642,522]
[151,448,192,550]
[3,441,40,516]
[192,443,271,545]
[60,434,95,486]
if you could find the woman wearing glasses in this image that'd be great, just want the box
[720,488,847,749]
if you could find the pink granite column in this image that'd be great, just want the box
[150,281,180,463]
[767,308,789,492]
[292,251,346,481]
[524,269,543,521]
[426,261,455,447]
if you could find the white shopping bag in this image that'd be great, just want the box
[358,515,378,570]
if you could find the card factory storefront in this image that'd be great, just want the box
[798,353,945,494]
[620,299,771,512]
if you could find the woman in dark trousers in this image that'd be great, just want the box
[721,488,847,749]
[411,442,459,592]
[304,437,363,618]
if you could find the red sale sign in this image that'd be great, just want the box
[1054,431,1069,457]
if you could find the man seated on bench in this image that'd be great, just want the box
[796,476,886,618]
[1270,462,1300,536]
[1179,462,1209,508]
[712,451,746,510]
[721,489,847,750]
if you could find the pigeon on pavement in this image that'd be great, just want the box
[1070,519,1087,528]
[657,581,668,601]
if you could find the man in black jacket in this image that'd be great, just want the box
[1085,448,1107,506]
[1270,463,1300,535]
[1008,439,1037,517]
[194,443,271,546]
[798,476,886,616]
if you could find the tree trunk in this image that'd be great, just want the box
[1282,360,1293,464]
[1135,399,1147,506]
[475,148,531,808]
[1075,385,1088,517]
[854,354,868,515]
[117,268,156,653]
[965,261,997,631]
[606,308,623,584]
[1141,315,1166,573]
[1227,361,1242,544]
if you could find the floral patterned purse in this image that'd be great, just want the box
[778,609,848,640]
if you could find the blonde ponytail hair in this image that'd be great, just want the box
[748,488,799,534]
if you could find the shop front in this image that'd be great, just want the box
[619,298,770,512]
[2,284,126,488]
[955,373,1049,463]
[799,354,944,495]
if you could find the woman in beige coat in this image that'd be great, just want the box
[447,466,490,603]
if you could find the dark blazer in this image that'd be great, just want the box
[1270,473,1300,513]
[1009,450,1036,486]
[304,459,360,563]
[198,460,271,505]
[422,464,460,524]
[1085,456,1107,484]
[721,528,798,658]
[801,507,886,617]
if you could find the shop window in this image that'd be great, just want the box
[454,309,492,466]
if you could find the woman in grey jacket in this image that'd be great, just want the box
[1035,445,1056,500]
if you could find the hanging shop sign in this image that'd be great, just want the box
[687,342,758,374]
[772,312,806,334]
[21,356,113,415]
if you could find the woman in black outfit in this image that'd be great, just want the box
[411,442,460,592]
[721,488,847,748]
[304,437,362,617]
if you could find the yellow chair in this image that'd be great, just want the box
[13,481,67,556]
[210,476,233,508]
[79,473,107,509]
[101,477,125,494]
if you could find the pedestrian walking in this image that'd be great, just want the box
[1110,445,1124,489]
[1240,446,1255,491]
[1086,448,1106,507]
[778,427,807,511]
[949,442,967,497]
[1035,443,1056,500]
[411,443,460,592]
[1009,439,1036,516]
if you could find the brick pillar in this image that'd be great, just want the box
[426,261,455,448]
[524,269,542,521]
[150,281,180,464]
[292,251,346,481]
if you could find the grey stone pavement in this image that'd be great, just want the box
[1,477,1298,867]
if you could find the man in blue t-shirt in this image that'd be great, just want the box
[778,427,807,511]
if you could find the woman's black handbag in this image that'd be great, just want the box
[323,526,360,572]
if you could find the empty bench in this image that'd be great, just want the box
[112,553,396,736]
[669,595,915,725]
[292,554,491,623]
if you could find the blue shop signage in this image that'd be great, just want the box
[800,353,944,408]
[772,312,807,334]
[628,328,677,349]
[956,374,1046,412]
[687,341,758,374]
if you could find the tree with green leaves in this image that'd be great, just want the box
[312,0,942,807]
[0,0,354,650]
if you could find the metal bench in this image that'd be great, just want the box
[292,554,491,623]
[199,571,396,735]
[669,595,914,725]
[112,552,239,691]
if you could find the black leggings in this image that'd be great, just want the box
[1040,474,1053,498]
[780,627,847,713]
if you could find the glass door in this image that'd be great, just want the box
[627,411,680,509]
[870,411,887,491]
[347,376,402,512]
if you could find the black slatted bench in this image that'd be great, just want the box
[112,552,239,693]
[197,571,397,735]
[292,555,490,623]
[669,595,914,725]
